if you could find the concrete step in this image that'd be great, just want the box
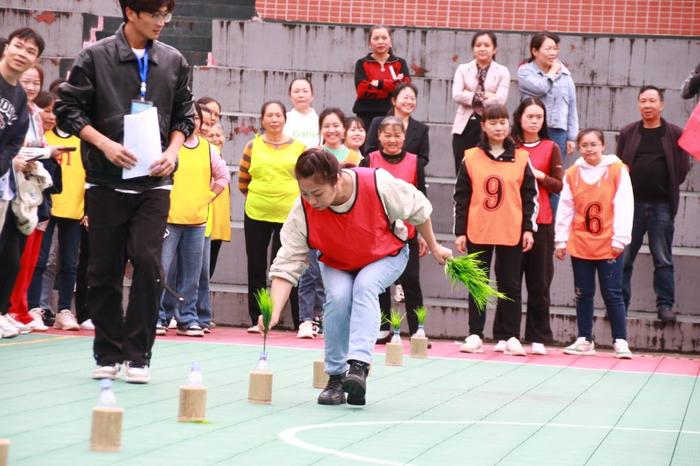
[194,66,694,142]
[206,284,700,353]
[210,223,700,316]
[211,20,700,90]
[0,7,87,57]
[174,1,255,19]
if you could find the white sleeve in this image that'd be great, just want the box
[554,174,575,248]
[269,198,310,286]
[375,168,433,226]
[612,168,634,249]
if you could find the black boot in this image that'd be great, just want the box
[318,374,346,405]
[658,306,677,322]
[343,359,369,406]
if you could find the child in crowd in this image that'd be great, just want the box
[361,116,427,338]
[512,97,563,355]
[555,129,633,359]
[454,104,538,356]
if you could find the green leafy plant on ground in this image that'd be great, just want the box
[254,288,273,353]
[414,306,428,326]
[445,252,509,312]
[384,309,405,332]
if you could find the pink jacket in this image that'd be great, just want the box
[451,60,511,135]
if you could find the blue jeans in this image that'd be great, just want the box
[571,256,627,342]
[547,127,568,216]
[28,216,81,311]
[622,202,675,311]
[298,249,325,322]
[319,245,408,375]
[159,224,206,328]
[197,236,212,327]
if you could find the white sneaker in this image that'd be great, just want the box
[563,337,596,356]
[393,284,405,303]
[79,319,95,330]
[124,363,150,384]
[27,308,49,332]
[493,340,507,352]
[155,323,167,336]
[92,363,121,380]
[7,314,32,334]
[297,320,315,339]
[0,315,20,338]
[53,309,80,330]
[168,317,177,329]
[460,334,483,353]
[531,342,547,355]
[176,324,204,337]
[247,325,261,334]
[613,339,633,359]
[504,337,527,356]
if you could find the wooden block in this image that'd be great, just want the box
[313,360,328,389]
[0,439,9,466]
[178,385,207,422]
[410,336,429,358]
[248,370,272,404]
[90,407,123,452]
[385,342,404,366]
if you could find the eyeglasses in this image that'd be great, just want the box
[143,11,173,23]
[579,143,602,150]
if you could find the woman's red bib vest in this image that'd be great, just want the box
[519,139,555,224]
[367,150,418,239]
[302,167,405,271]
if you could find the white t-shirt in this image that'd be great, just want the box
[284,108,319,149]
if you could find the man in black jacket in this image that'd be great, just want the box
[617,86,690,322]
[55,0,194,382]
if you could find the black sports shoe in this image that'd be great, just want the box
[658,306,677,322]
[343,360,369,406]
[318,374,346,405]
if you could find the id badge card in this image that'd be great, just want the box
[131,99,154,114]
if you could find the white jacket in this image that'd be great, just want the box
[11,163,53,235]
[555,154,634,251]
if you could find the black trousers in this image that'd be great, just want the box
[0,209,26,314]
[521,224,554,344]
[467,241,523,341]
[209,239,223,278]
[379,237,423,335]
[452,115,482,175]
[74,224,90,324]
[244,213,299,328]
[86,187,169,366]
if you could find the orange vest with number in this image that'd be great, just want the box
[464,147,529,246]
[565,162,623,260]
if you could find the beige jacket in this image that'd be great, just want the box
[451,60,511,134]
[269,168,433,285]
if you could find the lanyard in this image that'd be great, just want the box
[137,48,149,99]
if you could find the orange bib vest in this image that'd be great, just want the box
[464,147,529,246]
[303,168,405,271]
[565,162,624,260]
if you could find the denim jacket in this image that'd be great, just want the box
[518,61,579,141]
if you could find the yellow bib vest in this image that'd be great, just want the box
[168,136,214,225]
[244,135,304,223]
[46,130,85,220]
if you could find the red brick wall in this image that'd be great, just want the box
[255,0,700,36]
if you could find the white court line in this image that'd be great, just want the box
[278,420,700,466]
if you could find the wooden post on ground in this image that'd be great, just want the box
[249,370,273,404]
[0,439,9,466]
[313,360,328,389]
[385,342,404,366]
[178,386,207,422]
[90,407,123,452]
[410,336,429,358]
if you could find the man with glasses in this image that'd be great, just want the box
[55,0,194,382]
[617,86,690,322]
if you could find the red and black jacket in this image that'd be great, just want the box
[352,53,411,116]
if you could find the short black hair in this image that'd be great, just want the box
[7,28,45,57]
[638,85,664,101]
[119,0,175,22]
[528,31,560,62]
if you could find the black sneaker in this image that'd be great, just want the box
[343,360,369,406]
[658,306,677,322]
[317,374,346,405]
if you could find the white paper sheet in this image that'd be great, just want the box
[122,107,162,179]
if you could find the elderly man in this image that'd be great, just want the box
[617,86,690,322]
